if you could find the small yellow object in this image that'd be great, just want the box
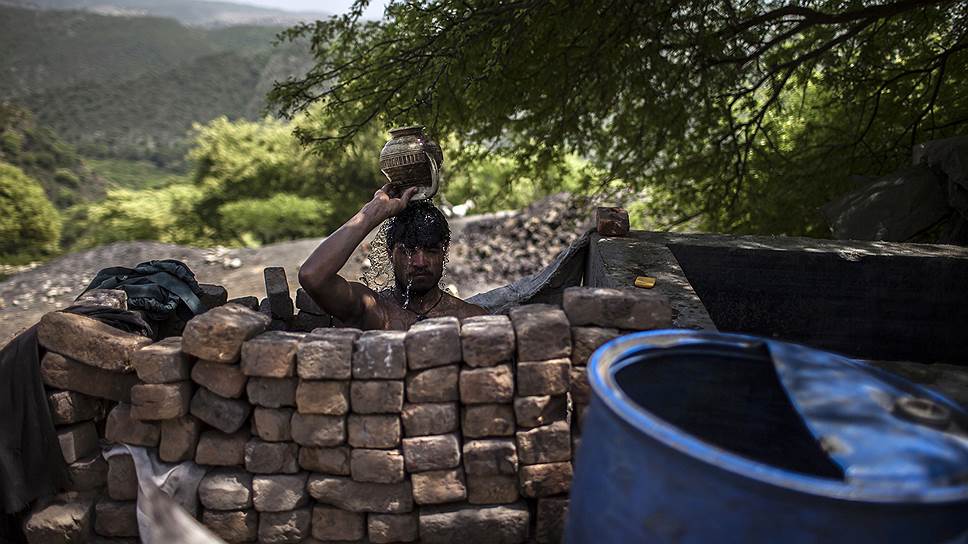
[634,276,656,289]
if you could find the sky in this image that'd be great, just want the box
[232,0,387,19]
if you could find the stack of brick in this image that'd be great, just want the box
[292,288,337,332]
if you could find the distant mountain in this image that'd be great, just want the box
[0,0,328,27]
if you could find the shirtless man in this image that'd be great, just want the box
[298,185,487,330]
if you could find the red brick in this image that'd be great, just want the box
[460,315,514,367]
[562,286,673,330]
[47,389,105,425]
[252,473,309,512]
[411,468,467,505]
[417,502,529,544]
[132,337,192,383]
[461,404,515,438]
[351,380,404,414]
[348,414,401,449]
[182,303,270,363]
[353,330,407,378]
[595,206,630,237]
[105,404,159,447]
[404,317,461,370]
[513,395,568,428]
[509,304,571,361]
[251,407,293,442]
[519,462,573,498]
[459,364,514,404]
[246,377,297,408]
[463,439,518,475]
[571,326,620,366]
[307,475,413,513]
[199,468,252,510]
[190,387,251,434]
[516,420,571,465]
[406,364,458,403]
[466,474,520,505]
[244,439,299,474]
[130,382,192,420]
[401,402,458,437]
[38,311,151,372]
[516,359,570,396]
[191,361,247,399]
[57,422,98,464]
[295,380,349,415]
[401,434,461,472]
[241,331,303,377]
[368,512,418,543]
[106,454,137,501]
[296,328,360,379]
[41,352,139,403]
[351,449,405,483]
[159,415,202,462]
[298,446,350,475]
[196,429,248,466]
[202,509,258,543]
[290,413,345,447]
[311,505,364,541]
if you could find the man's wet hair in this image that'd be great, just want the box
[384,200,450,255]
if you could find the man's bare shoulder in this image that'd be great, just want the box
[440,292,488,320]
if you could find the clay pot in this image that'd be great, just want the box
[379,126,443,201]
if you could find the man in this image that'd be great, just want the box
[299,184,487,330]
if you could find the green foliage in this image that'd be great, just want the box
[219,193,332,245]
[0,162,62,261]
[85,158,188,190]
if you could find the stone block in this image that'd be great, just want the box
[401,402,458,437]
[411,468,466,505]
[199,283,229,311]
[368,512,418,543]
[227,296,260,312]
[159,415,202,462]
[23,493,94,544]
[401,433,461,472]
[307,475,413,513]
[463,439,518,476]
[595,206,630,237]
[251,407,293,442]
[264,267,294,321]
[562,286,673,330]
[190,387,251,433]
[48,389,104,426]
[74,288,127,310]
[298,446,350,475]
[351,380,404,414]
[94,499,138,537]
[196,429,248,466]
[181,303,270,363]
[246,377,297,408]
[570,366,591,404]
[290,413,345,447]
[535,497,569,544]
[462,404,515,438]
[461,315,514,367]
[353,330,407,378]
[296,328,360,379]
[66,454,107,491]
[130,381,192,420]
[405,317,461,370]
[38,311,152,372]
[252,473,309,512]
[514,395,568,428]
[295,379,349,415]
[106,454,137,501]
[467,474,520,505]
[191,361,247,399]
[351,448,405,483]
[509,304,571,361]
[199,468,253,510]
[519,462,573,498]
[258,507,311,544]
[295,287,324,315]
[41,352,139,403]
[105,404,160,446]
[348,414,401,449]
[245,439,299,474]
[406,364,458,403]
[202,509,258,543]
[241,331,303,377]
[132,337,192,383]
[418,502,529,544]
[311,505,364,542]
[517,359,570,396]
[460,364,514,404]
[571,326,620,366]
[517,420,571,465]
[290,311,332,333]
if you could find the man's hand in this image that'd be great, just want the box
[364,184,418,221]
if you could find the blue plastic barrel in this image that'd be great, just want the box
[566,330,968,543]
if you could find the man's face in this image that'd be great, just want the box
[391,243,445,295]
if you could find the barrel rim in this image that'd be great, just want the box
[587,329,968,503]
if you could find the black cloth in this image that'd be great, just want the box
[81,259,204,322]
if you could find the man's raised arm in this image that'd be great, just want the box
[298,185,416,330]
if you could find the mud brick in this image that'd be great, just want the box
[182,303,271,363]
[290,413,345,447]
[290,311,332,333]
[159,415,202,462]
[57,422,98,464]
[368,512,418,543]
[406,364,458,402]
[401,433,461,472]
[353,330,407,378]
[401,402,458,437]
[296,328,360,379]
[351,380,405,414]
[463,439,518,476]
[251,407,293,442]
[267,318,289,332]
[196,429,249,466]
[264,267,295,320]
[351,448,405,483]
[192,361,248,398]
[199,468,253,510]
[405,317,461,370]
[259,507,311,544]
[295,379,349,415]
[519,462,573,498]
[246,377,297,408]
[94,499,138,537]
[514,395,568,428]
[41,352,139,403]
[259,297,272,317]
[130,381,191,420]
[227,296,260,312]
[244,439,299,474]
[570,366,591,404]
[460,364,514,404]
[461,404,515,438]
[133,337,192,383]
[298,446,351,475]
[106,454,137,501]
[348,414,401,449]
[563,286,673,330]
[66,454,107,491]
[190,387,251,433]
[23,493,94,544]
[467,474,520,505]
[295,287,324,315]
[411,468,466,505]
[307,475,413,513]
[75,288,127,310]
[535,497,569,544]
[517,420,571,465]
[38,311,152,372]
[48,389,104,425]
[571,326,620,366]
[595,206,630,237]
[517,359,570,396]
[461,317,516,371]
[241,331,303,377]
[418,502,529,544]
[202,509,258,543]
[252,473,309,512]
[105,403,160,446]
[199,283,229,310]
[311,505,364,542]
[509,304,571,361]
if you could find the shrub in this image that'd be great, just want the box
[0,162,61,260]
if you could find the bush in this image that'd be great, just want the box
[0,162,61,260]
[218,193,332,245]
